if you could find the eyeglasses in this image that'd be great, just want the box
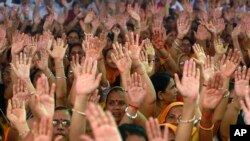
[52,120,71,127]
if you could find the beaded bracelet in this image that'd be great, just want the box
[125,107,138,119]
[72,109,86,116]
[178,116,196,124]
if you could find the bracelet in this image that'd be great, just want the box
[199,122,214,130]
[125,107,137,119]
[178,116,196,124]
[55,76,67,79]
[72,108,86,116]
[128,104,139,110]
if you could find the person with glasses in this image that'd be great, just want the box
[53,106,72,141]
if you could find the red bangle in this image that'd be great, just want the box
[202,112,213,120]
[128,104,139,110]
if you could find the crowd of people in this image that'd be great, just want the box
[0,0,250,141]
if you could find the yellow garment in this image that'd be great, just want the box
[157,102,198,141]
[160,123,198,141]
[157,102,184,124]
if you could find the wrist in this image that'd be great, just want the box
[177,34,184,40]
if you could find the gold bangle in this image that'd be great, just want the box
[178,116,196,124]
[19,129,30,138]
[198,122,214,131]
[72,108,86,116]
[55,76,67,79]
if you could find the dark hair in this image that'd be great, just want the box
[106,86,125,103]
[150,72,172,99]
[68,43,83,54]
[119,124,148,141]
[55,106,72,116]
[67,29,81,40]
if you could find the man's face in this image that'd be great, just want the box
[53,110,71,140]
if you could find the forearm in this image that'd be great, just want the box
[54,59,67,106]
[132,60,156,117]
[65,18,78,32]
[70,96,88,141]
[42,68,56,86]
[199,109,214,141]
[220,99,241,140]
[175,100,196,141]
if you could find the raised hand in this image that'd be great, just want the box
[47,38,67,60]
[75,57,102,95]
[202,55,215,82]
[177,12,191,39]
[24,36,38,57]
[32,117,53,141]
[111,42,132,73]
[240,93,250,125]
[174,59,200,100]
[235,66,250,97]
[70,54,83,77]
[11,32,26,55]
[0,25,7,53]
[140,50,153,75]
[213,37,228,55]
[127,73,146,108]
[200,18,225,35]
[194,24,211,41]
[83,34,105,60]
[36,48,49,71]
[146,118,169,141]
[84,10,95,24]
[125,32,145,60]
[7,98,27,130]
[152,28,165,49]
[144,38,155,56]
[202,73,225,110]
[192,43,206,65]
[80,103,122,141]
[88,89,100,104]
[10,52,32,79]
[29,74,56,118]
[127,4,140,21]
[13,79,30,104]
[219,49,240,78]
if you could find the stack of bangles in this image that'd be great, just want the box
[198,112,214,130]
[125,104,139,119]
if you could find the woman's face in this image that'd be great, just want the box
[106,90,126,123]
[162,78,178,104]
[69,46,84,61]
[73,4,81,15]
[105,49,117,69]
[181,39,191,54]
[67,32,80,45]
[165,106,183,126]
